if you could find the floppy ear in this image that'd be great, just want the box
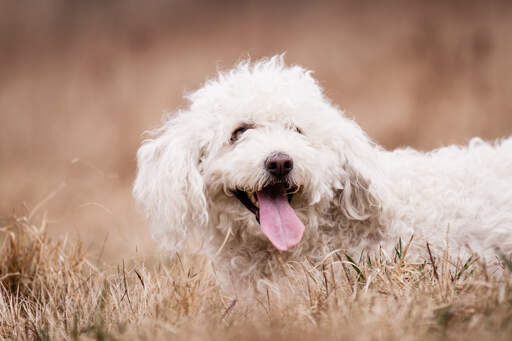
[338,162,380,221]
[133,112,208,251]
[332,116,384,222]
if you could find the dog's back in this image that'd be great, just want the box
[382,137,512,259]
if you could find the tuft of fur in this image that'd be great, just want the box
[133,55,512,289]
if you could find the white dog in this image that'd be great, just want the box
[134,56,512,287]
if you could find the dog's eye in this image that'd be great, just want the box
[230,124,253,143]
[295,127,303,135]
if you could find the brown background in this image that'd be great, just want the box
[1,0,511,261]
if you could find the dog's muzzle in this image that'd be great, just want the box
[231,152,305,251]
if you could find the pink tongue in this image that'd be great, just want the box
[256,184,305,251]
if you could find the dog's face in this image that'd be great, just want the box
[134,57,377,252]
[201,110,341,251]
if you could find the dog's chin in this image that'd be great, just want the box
[231,181,305,251]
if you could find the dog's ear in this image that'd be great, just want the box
[338,162,380,221]
[133,113,208,251]
[331,117,383,222]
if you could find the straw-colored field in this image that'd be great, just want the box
[1,213,511,340]
[1,1,511,339]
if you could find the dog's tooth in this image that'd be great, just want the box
[255,193,259,207]
[249,192,259,207]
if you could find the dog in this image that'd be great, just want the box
[134,56,512,289]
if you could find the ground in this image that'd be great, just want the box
[1,213,511,340]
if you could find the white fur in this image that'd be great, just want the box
[134,56,512,287]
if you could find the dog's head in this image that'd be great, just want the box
[133,56,381,252]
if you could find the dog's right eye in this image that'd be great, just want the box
[230,124,253,143]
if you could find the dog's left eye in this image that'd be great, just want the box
[230,124,253,143]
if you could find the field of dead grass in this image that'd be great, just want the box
[1,1,512,340]
[1,212,511,340]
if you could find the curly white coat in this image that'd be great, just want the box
[134,56,512,288]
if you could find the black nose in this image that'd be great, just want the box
[265,152,293,177]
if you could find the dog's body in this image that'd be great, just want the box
[134,56,512,289]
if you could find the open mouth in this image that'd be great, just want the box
[232,183,305,251]
[232,183,299,220]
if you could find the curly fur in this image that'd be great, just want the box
[134,56,512,289]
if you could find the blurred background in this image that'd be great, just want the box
[1,0,511,261]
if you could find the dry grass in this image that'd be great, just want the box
[1,212,511,340]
